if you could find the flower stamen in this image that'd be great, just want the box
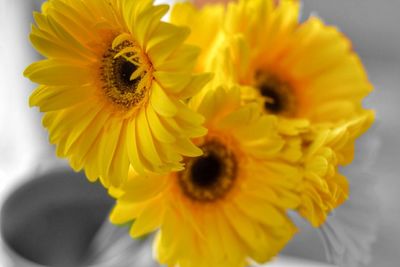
[178,139,238,202]
[255,72,296,117]
[100,38,152,110]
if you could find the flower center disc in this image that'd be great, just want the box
[256,73,296,117]
[178,140,238,202]
[100,40,150,110]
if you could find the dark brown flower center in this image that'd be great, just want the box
[178,140,238,202]
[116,58,140,88]
[100,40,149,110]
[256,73,296,117]
[190,153,222,188]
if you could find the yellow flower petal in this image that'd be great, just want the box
[24,60,91,86]
[150,83,178,117]
[25,0,208,185]
[130,198,165,238]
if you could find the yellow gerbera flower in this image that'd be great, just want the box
[170,0,374,226]
[202,0,372,127]
[298,113,374,226]
[24,0,210,188]
[172,0,373,134]
[110,86,301,267]
[299,128,349,227]
[224,0,374,225]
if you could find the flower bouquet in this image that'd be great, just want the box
[22,0,375,266]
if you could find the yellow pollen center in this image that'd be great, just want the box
[100,39,151,110]
[255,73,296,117]
[178,139,238,202]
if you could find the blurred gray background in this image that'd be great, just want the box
[0,0,399,266]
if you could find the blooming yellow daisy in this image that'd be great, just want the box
[228,0,373,131]
[298,112,375,227]
[24,0,210,188]
[170,0,374,227]
[110,86,301,267]
[298,129,349,227]
[172,0,373,134]
[225,0,374,225]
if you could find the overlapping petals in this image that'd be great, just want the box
[25,0,210,188]
[111,87,301,267]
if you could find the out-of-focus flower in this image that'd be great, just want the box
[24,0,210,188]
[171,0,374,227]
[171,2,225,72]
[110,86,302,267]
[297,113,376,226]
